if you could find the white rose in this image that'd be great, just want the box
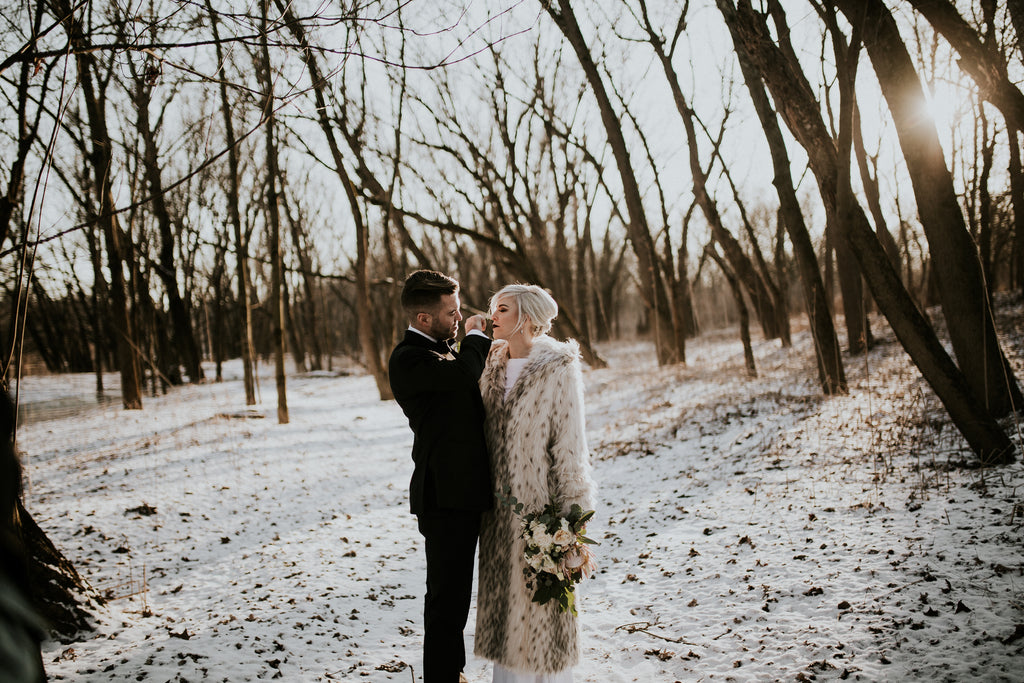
[552,528,574,547]
[531,526,554,547]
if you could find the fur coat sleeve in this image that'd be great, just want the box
[544,342,594,514]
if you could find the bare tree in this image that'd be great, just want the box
[129,54,205,384]
[706,243,757,378]
[56,0,142,410]
[275,1,392,398]
[541,0,678,364]
[716,0,846,393]
[205,0,257,404]
[627,0,787,349]
[257,0,288,423]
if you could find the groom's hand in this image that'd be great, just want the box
[465,314,487,333]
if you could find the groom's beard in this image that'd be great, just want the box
[429,319,456,342]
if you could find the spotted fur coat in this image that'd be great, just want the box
[473,335,595,674]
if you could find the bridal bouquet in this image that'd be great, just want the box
[497,487,598,615]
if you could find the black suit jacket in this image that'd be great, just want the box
[389,330,493,515]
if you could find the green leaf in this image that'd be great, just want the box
[563,588,577,616]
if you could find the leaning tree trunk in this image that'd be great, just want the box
[718,0,1013,463]
[835,0,1024,418]
[829,23,873,355]
[544,0,678,364]
[724,0,847,394]
[852,102,901,268]
[674,83,782,342]
[636,0,786,345]
[18,500,103,636]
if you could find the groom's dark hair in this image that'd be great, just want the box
[401,270,459,318]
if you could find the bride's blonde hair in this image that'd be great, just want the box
[489,284,558,338]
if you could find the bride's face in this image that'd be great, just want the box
[490,295,522,341]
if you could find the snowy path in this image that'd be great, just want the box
[21,326,1024,682]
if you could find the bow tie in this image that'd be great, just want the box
[433,339,455,355]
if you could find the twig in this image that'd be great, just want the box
[614,621,697,645]
[874,576,928,600]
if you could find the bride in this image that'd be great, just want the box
[474,284,595,683]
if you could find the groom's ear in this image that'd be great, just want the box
[415,311,432,327]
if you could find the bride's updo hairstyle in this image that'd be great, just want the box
[490,284,558,338]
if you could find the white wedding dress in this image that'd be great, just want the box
[493,662,573,683]
[492,359,575,683]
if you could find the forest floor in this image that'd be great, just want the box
[18,300,1024,682]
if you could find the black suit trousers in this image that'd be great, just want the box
[417,510,482,682]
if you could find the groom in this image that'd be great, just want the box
[389,270,493,683]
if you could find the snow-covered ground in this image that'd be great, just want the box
[19,314,1024,682]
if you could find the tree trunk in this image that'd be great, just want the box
[544,0,677,364]
[833,217,870,354]
[85,222,107,395]
[852,102,901,268]
[1008,129,1024,292]
[275,3,392,398]
[19,500,102,636]
[976,105,995,296]
[573,198,609,368]
[279,272,303,372]
[835,0,1024,417]
[206,0,256,404]
[675,85,782,343]
[62,5,142,410]
[723,1,846,393]
[773,210,791,341]
[258,0,288,424]
[133,78,204,384]
[830,21,872,355]
[708,247,757,378]
[281,189,323,371]
[1010,0,1024,63]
